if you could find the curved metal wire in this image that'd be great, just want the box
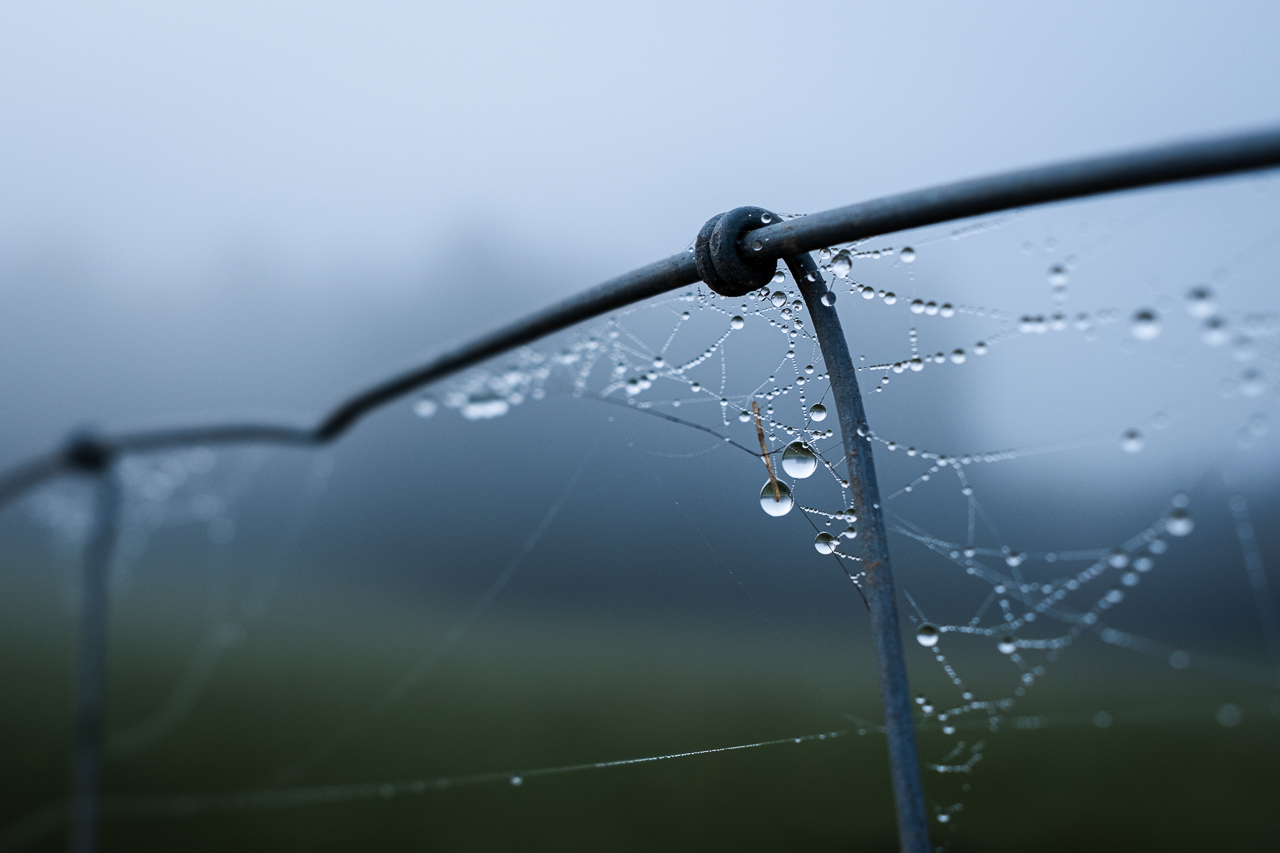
[2,125,1278,504]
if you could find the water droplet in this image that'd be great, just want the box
[1130,309,1161,341]
[974,341,988,355]
[950,349,966,364]
[910,299,925,314]
[1185,285,1216,319]
[510,775,523,786]
[760,212,772,224]
[900,247,916,263]
[909,357,924,372]
[1216,703,1242,727]
[1121,429,1144,453]
[1202,316,1230,346]
[924,301,939,316]
[730,316,745,330]
[831,251,852,278]
[739,411,751,422]
[1108,549,1129,568]
[808,404,828,422]
[759,481,794,517]
[942,725,956,736]
[771,291,787,308]
[1048,264,1068,286]
[821,291,837,307]
[681,311,690,320]
[461,395,510,420]
[804,364,815,375]
[936,814,950,824]
[751,239,763,251]
[883,292,897,305]
[1121,571,1139,586]
[939,303,955,318]
[861,287,875,300]
[1240,368,1267,397]
[413,396,439,419]
[841,525,858,539]
[814,532,838,554]
[1005,552,1024,567]
[1165,508,1194,537]
[771,270,785,284]
[916,623,940,647]
[998,637,1016,654]
[781,442,818,478]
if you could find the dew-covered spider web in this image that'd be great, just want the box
[2,173,1280,851]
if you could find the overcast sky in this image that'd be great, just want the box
[0,1,1278,455]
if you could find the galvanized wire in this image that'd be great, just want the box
[3,126,1279,853]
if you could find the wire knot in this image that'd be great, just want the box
[694,206,780,297]
[64,433,115,473]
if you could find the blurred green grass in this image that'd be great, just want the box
[2,569,1278,852]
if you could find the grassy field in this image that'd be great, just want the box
[1,572,1277,853]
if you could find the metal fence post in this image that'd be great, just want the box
[788,253,930,853]
[695,208,930,852]
[65,438,120,853]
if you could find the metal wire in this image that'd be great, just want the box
[0,126,1277,501]
[4,125,1280,853]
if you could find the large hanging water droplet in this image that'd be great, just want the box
[759,481,794,517]
[808,403,828,422]
[771,291,787,308]
[831,251,852,278]
[814,532,838,554]
[998,637,1016,654]
[1130,309,1161,341]
[1165,508,1194,536]
[730,316,745,330]
[781,441,818,478]
[1121,429,1144,453]
[413,396,439,419]
[916,623,939,647]
[950,349,966,364]
[900,247,916,263]
[910,299,925,314]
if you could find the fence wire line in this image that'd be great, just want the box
[2,127,1279,503]
[6,126,1280,853]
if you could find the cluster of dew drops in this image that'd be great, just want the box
[402,235,1266,828]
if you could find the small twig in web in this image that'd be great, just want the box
[752,401,781,502]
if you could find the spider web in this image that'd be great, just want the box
[3,173,1280,849]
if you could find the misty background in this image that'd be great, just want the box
[1,2,1279,851]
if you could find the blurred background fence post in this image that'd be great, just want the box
[65,438,120,853]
